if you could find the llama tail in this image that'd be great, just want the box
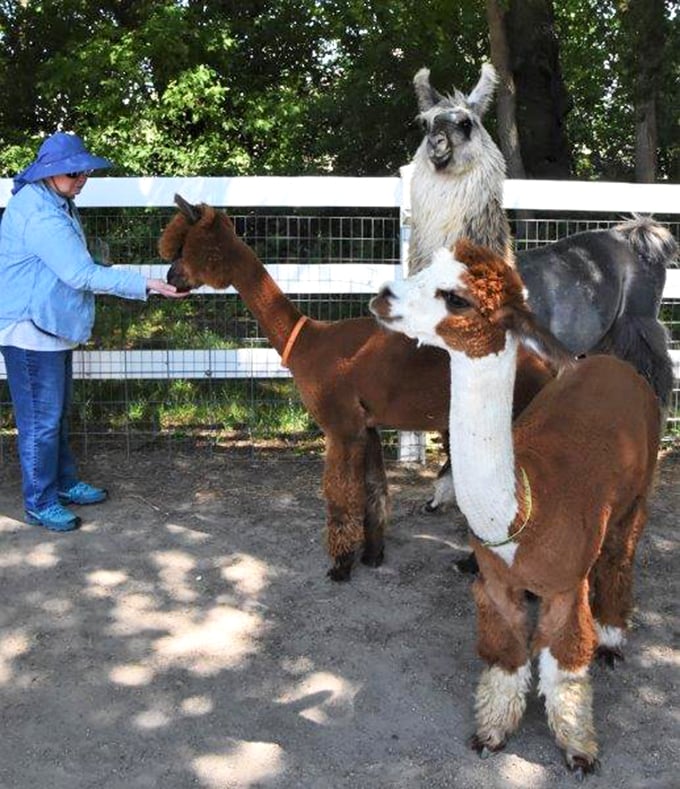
[600,216,677,409]
[615,215,678,274]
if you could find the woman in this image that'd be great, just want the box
[0,131,188,532]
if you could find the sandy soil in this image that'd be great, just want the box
[0,442,677,789]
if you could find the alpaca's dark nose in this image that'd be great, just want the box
[378,284,395,300]
[166,261,192,293]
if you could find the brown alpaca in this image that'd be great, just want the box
[370,240,660,775]
[158,195,553,581]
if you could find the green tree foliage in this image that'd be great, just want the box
[0,0,676,180]
[299,0,488,175]
[0,0,331,175]
[554,0,678,180]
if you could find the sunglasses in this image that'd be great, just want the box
[65,169,94,179]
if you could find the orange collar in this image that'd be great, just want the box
[280,315,309,368]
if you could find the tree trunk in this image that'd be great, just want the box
[621,0,666,183]
[503,0,573,179]
[486,0,526,179]
[635,97,657,183]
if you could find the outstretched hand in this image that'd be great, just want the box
[146,278,191,298]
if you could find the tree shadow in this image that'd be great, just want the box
[0,443,676,788]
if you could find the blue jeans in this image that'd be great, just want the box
[1,347,78,511]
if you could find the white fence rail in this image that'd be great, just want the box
[3,173,679,211]
[1,175,679,385]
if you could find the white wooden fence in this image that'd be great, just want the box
[1,174,678,379]
[1,175,679,457]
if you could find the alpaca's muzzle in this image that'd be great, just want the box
[166,260,193,293]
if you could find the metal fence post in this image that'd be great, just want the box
[397,164,427,464]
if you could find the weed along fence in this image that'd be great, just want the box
[0,175,679,460]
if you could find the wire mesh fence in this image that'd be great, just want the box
[0,205,678,463]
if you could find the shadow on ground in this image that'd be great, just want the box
[0,443,677,788]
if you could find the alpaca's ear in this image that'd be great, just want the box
[497,305,575,373]
[198,204,217,226]
[467,62,498,117]
[453,238,497,267]
[413,68,446,113]
[158,213,188,261]
[174,193,202,224]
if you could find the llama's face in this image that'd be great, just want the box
[370,241,520,358]
[417,103,481,172]
[413,65,497,174]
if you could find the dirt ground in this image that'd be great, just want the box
[0,441,677,789]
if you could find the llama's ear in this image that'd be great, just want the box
[498,306,575,373]
[413,68,446,112]
[467,62,498,117]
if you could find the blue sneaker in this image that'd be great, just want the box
[58,481,108,505]
[26,502,81,532]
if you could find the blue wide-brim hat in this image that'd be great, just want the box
[12,131,113,195]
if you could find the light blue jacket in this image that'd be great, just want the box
[0,181,147,344]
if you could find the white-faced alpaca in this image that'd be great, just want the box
[410,64,674,513]
[370,240,660,776]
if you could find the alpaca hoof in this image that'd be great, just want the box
[595,645,625,669]
[566,753,599,780]
[327,552,355,582]
[469,734,505,758]
[454,552,480,575]
[361,545,384,568]
[423,499,439,514]
[327,565,351,582]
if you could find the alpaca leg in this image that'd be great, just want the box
[424,430,457,513]
[323,434,368,582]
[473,662,532,755]
[538,649,598,776]
[534,585,599,775]
[424,457,455,512]
[471,577,531,754]
[361,428,389,568]
[591,498,648,667]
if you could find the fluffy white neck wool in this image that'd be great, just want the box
[448,333,520,565]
